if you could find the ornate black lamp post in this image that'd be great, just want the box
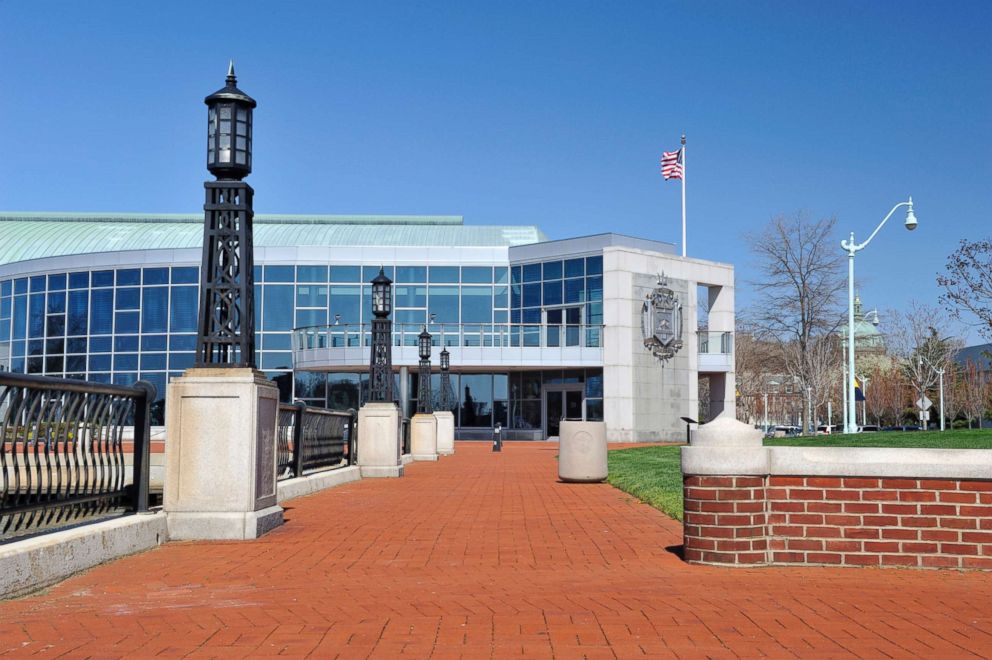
[368,268,394,402]
[417,326,433,414]
[439,347,454,411]
[195,62,258,367]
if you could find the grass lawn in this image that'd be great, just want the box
[606,430,992,522]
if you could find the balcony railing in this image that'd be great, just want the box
[697,331,733,355]
[276,404,357,480]
[294,323,605,351]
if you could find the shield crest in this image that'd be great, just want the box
[641,273,683,362]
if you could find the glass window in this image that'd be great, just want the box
[394,285,426,308]
[327,373,360,410]
[459,374,493,427]
[90,336,112,353]
[461,267,492,284]
[395,309,425,324]
[116,287,140,310]
[296,265,328,282]
[586,276,603,302]
[586,399,604,421]
[395,266,427,283]
[522,308,541,324]
[329,266,361,282]
[90,290,113,334]
[362,266,393,283]
[172,267,198,284]
[296,284,328,307]
[495,267,509,284]
[461,287,492,323]
[13,296,27,340]
[295,371,326,400]
[68,272,88,289]
[522,283,541,308]
[260,352,293,370]
[262,285,294,331]
[116,269,140,286]
[46,316,65,338]
[66,337,87,353]
[28,294,44,338]
[30,276,46,292]
[564,258,584,278]
[494,309,508,323]
[170,334,196,351]
[542,261,563,280]
[142,288,168,333]
[170,353,195,371]
[113,373,138,386]
[66,355,86,372]
[116,311,139,334]
[565,278,585,304]
[586,255,603,275]
[143,268,169,285]
[114,354,139,371]
[522,263,541,282]
[114,335,139,352]
[511,284,521,309]
[493,286,508,309]
[14,278,28,295]
[428,286,459,323]
[511,266,522,285]
[141,335,167,351]
[1,279,11,296]
[264,265,294,283]
[141,353,167,371]
[429,266,459,283]
[262,333,292,350]
[170,286,197,332]
[543,281,563,306]
[47,291,66,314]
[91,271,114,287]
[47,273,67,290]
[329,286,361,325]
[296,309,326,328]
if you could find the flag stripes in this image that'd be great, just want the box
[660,148,683,180]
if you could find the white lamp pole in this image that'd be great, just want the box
[938,367,945,431]
[841,197,917,434]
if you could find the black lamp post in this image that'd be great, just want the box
[195,62,258,367]
[368,268,394,402]
[439,347,454,411]
[417,326,433,414]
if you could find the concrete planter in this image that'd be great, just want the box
[558,420,608,483]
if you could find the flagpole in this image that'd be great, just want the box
[681,134,686,258]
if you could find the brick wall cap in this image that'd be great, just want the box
[690,417,763,448]
[683,446,992,480]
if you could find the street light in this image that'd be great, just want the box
[417,326,433,414]
[368,268,393,403]
[841,197,917,433]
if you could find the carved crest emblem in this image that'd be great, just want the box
[641,273,683,362]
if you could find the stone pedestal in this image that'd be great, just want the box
[410,413,438,461]
[558,421,608,482]
[164,368,283,540]
[357,402,403,478]
[434,411,455,456]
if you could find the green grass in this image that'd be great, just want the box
[606,430,992,522]
[607,445,684,521]
[764,429,992,449]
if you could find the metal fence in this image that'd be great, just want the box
[276,403,357,479]
[0,373,154,542]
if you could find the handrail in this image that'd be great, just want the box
[276,403,357,479]
[0,373,155,542]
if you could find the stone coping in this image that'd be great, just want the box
[682,446,992,480]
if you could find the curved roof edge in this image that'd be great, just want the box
[0,212,465,226]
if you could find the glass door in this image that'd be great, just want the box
[543,385,585,439]
[546,391,564,438]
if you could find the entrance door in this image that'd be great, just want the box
[543,385,585,439]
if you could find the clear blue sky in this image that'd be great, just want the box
[1,1,989,341]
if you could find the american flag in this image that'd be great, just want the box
[660,148,683,180]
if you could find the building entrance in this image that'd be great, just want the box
[543,384,584,439]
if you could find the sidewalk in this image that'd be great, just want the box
[2,442,991,658]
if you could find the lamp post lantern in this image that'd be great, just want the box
[841,197,917,434]
[368,268,394,402]
[439,347,454,411]
[417,326,433,414]
[195,62,258,367]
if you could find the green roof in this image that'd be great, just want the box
[0,213,546,266]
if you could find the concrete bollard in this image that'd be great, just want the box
[558,420,607,482]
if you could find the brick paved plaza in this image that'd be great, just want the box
[2,442,991,658]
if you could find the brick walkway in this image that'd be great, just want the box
[2,442,991,658]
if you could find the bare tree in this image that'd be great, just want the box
[938,239,992,341]
[746,212,846,431]
[959,360,990,428]
[734,323,781,424]
[885,303,963,428]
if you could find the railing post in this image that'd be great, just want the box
[132,380,156,514]
[292,401,306,478]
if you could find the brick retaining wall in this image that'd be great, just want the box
[684,474,992,569]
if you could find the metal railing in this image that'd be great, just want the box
[294,322,605,351]
[0,373,154,542]
[697,331,733,355]
[276,403,357,480]
[401,416,411,455]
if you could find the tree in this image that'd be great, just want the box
[734,323,781,425]
[959,360,990,428]
[938,239,992,341]
[745,212,846,431]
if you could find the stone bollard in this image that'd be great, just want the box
[558,420,607,482]
[410,413,439,461]
[434,410,455,456]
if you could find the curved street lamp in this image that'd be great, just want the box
[841,197,917,433]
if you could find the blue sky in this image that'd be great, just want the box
[1,1,989,341]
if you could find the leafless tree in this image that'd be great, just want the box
[734,323,781,424]
[959,360,990,428]
[745,212,846,430]
[938,239,992,341]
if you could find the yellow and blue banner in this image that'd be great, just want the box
[854,377,865,402]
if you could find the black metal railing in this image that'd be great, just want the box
[276,403,357,480]
[0,373,154,542]
[400,416,411,455]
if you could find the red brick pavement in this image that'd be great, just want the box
[2,442,991,658]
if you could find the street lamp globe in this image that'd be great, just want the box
[440,347,449,371]
[371,268,392,318]
[419,326,432,360]
[904,197,918,230]
[205,61,256,180]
